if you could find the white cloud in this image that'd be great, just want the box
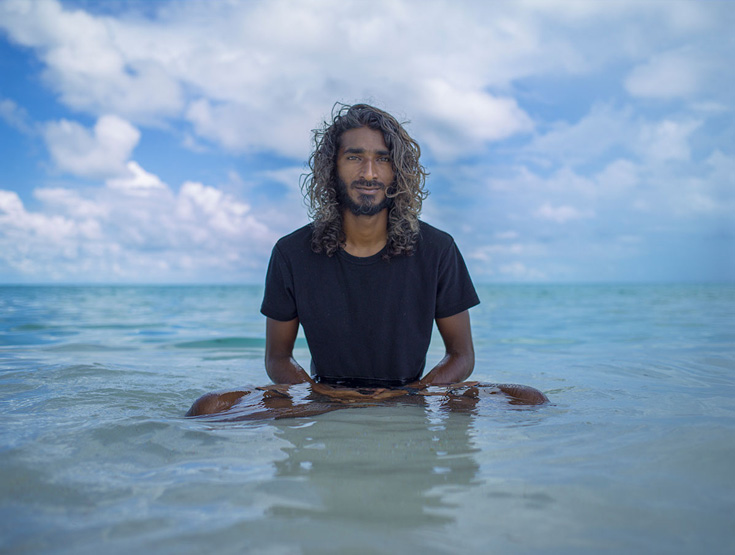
[0,0,183,120]
[0,189,99,277]
[2,0,726,164]
[0,0,732,283]
[495,230,520,240]
[471,242,533,262]
[596,159,639,193]
[466,241,549,281]
[185,98,317,159]
[522,104,635,168]
[487,165,596,199]
[522,104,703,169]
[176,180,268,240]
[534,203,595,224]
[34,187,108,219]
[636,119,701,162]
[625,49,703,99]
[517,0,711,31]
[499,262,546,281]
[0,189,24,216]
[5,0,675,161]
[706,150,735,184]
[411,79,533,159]
[669,150,735,216]
[106,161,166,194]
[0,97,34,134]
[0,162,278,282]
[258,166,309,198]
[44,115,140,178]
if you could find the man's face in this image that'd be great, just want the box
[336,126,395,216]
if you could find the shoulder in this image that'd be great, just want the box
[417,220,456,251]
[274,224,313,252]
[268,224,316,268]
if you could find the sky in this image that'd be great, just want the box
[0,0,733,284]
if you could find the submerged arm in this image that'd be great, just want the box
[416,310,475,386]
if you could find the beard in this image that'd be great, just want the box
[337,178,394,216]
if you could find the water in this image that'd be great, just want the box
[1,284,733,554]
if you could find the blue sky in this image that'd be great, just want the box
[0,0,733,283]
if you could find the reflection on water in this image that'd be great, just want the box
[188,384,497,539]
[257,401,481,551]
[271,398,479,526]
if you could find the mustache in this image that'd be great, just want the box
[352,179,385,189]
[351,179,396,195]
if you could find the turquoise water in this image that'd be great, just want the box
[1,284,734,553]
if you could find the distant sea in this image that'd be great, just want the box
[1,284,734,553]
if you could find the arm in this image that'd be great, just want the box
[263,317,389,399]
[265,317,406,401]
[265,317,312,384]
[417,310,475,386]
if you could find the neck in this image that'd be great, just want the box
[342,208,388,257]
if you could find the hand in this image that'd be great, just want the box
[309,383,408,402]
[256,384,294,397]
[405,381,479,397]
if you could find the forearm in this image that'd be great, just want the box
[418,351,474,386]
[415,311,476,386]
[265,355,312,385]
[265,317,312,385]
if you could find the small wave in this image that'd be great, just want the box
[10,323,52,332]
[499,337,578,346]
[43,343,136,352]
[172,337,265,349]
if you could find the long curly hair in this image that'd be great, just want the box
[301,103,429,258]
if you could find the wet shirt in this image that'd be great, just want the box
[260,221,480,386]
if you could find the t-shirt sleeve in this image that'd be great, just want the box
[260,244,298,321]
[435,240,480,319]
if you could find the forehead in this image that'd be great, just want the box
[339,126,389,153]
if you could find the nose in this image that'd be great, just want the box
[361,159,376,181]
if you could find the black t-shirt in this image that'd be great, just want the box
[260,221,480,386]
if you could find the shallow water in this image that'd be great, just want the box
[1,284,734,553]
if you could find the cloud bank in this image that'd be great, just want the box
[1,164,276,282]
[0,0,732,282]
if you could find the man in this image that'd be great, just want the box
[187,104,544,417]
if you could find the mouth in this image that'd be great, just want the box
[353,181,384,192]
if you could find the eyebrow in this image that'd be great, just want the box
[342,147,391,156]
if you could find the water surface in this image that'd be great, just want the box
[1,284,733,553]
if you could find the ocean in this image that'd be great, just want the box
[1,284,733,554]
